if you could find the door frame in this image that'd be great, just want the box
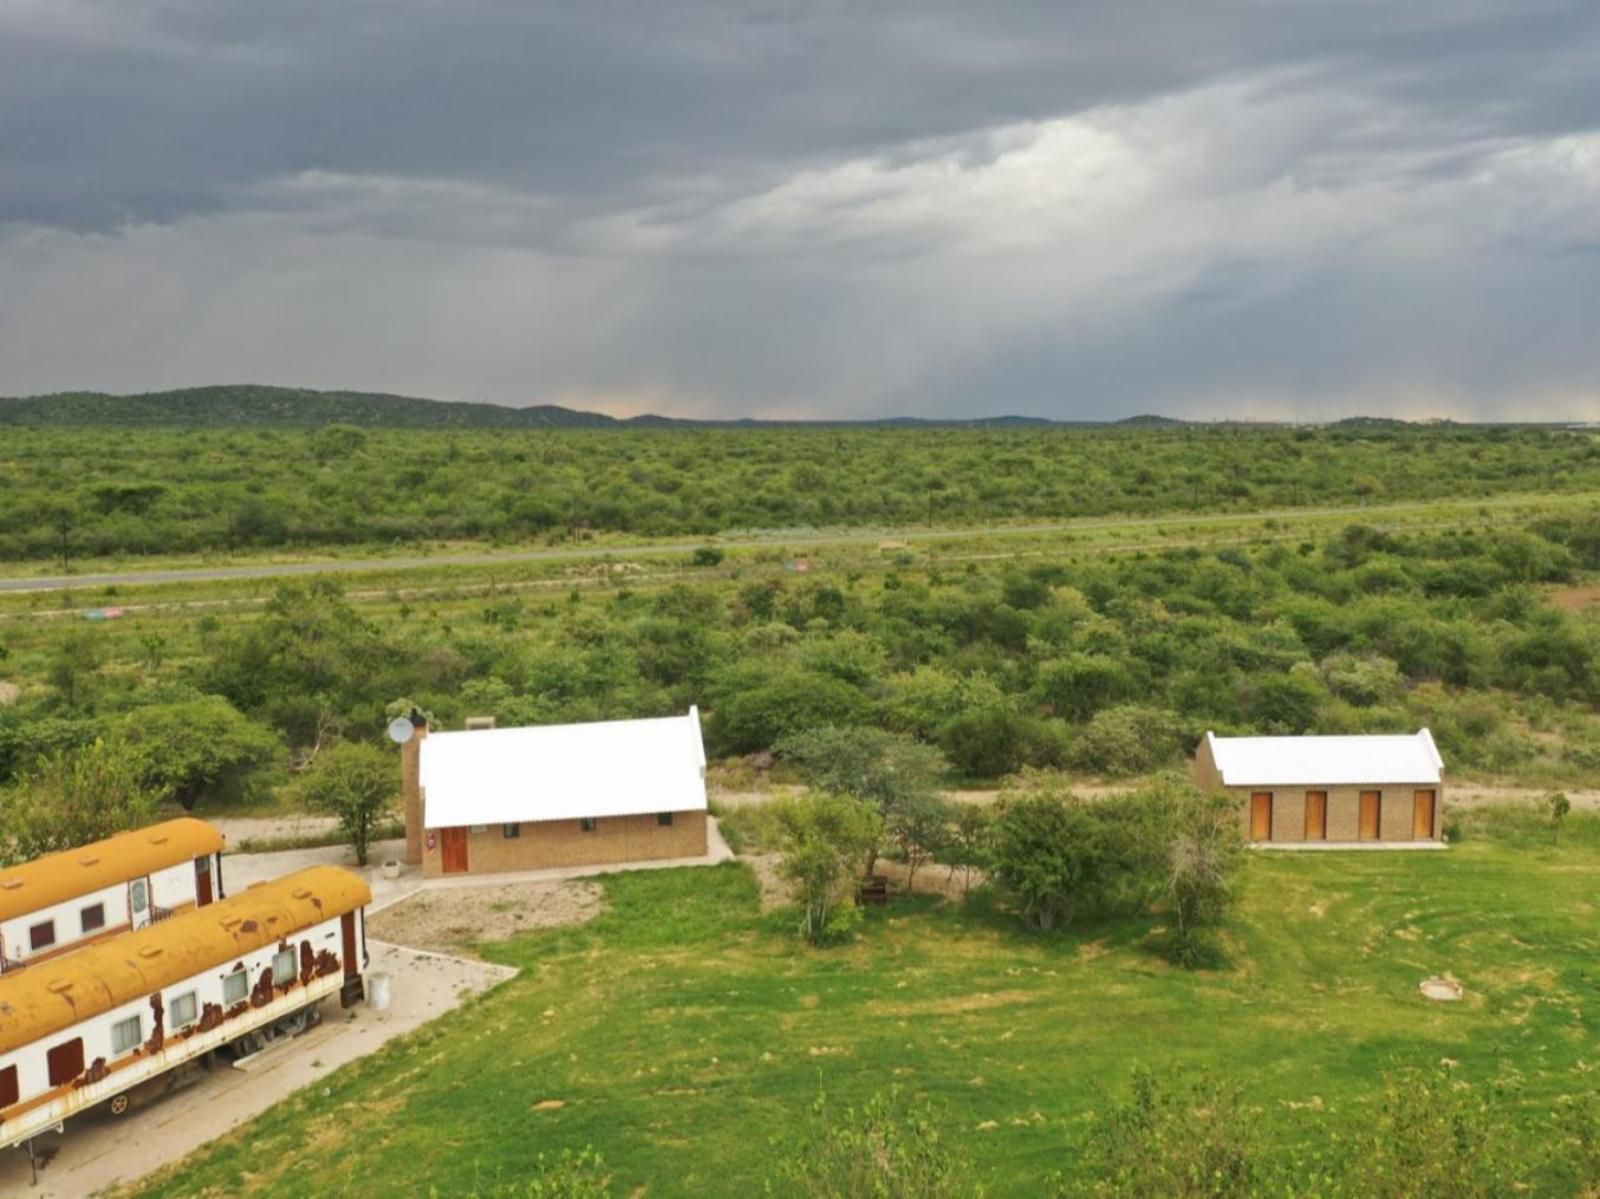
[1304,790,1328,841]
[1358,790,1382,841]
[439,826,470,874]
[1249,792,1273,842]
[1412,789,1437,840]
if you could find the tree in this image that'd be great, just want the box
[0,741,167,864]
[295,741,398,866]
[1547,791,1572,846]
[1163,791,1244,968]
[777,726,947,876]
[987,793,1082,931]
[938,704,1065,779]
[772,794,883,943]
[941,803,993,899]
[115,697,284,811]
[888,791,954,893]
[47,629,105,709]
[709,668,872,756]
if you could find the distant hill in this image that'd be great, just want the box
[0,385,631,429]
[0,385,1129,429]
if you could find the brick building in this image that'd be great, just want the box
[403,708,709,877]
[1193,729,1445,846]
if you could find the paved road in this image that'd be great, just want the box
[0,495,1546,594]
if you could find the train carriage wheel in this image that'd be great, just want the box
[109,1092,131,1117]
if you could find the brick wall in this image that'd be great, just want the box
[421,811,709,877]
[1230,784,1444,844]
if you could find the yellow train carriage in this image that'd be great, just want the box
[0,865,371,1152]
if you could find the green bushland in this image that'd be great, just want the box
[6,496,1600,834]
[4,422,1600,565]
[120,810,1600,1197]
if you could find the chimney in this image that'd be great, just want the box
[402,711,429,865]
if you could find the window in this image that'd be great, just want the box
[272,948,298,986]
[111,1014,142,1055]
[169,990,198,1029]
[80,903,106,935]
[223,968,248,1005]
[0,1064,17,1109]
[46,1038,84,1087]
[579,818,598,833]
[503,823,521,839]
[130,878,149,913]
[29,920,55,951]
[656,812,674,827]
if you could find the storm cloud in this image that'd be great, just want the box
[2,1,1598,418]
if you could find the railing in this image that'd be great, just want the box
[150,905,177,925]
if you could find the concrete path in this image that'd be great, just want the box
[0,942,515,1198]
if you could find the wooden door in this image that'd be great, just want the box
[341,911,359,980]
[1304,791,1328,841]
[1412,790,1436,840]
[440,826,469,874]
[129,877,151,929]
[1250,792,1273,841]
[1359,791,1382,840]
[195,856,213,907]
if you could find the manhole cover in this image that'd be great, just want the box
[1419,976,1463,1001]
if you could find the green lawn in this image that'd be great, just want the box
[130,811,1600,1197]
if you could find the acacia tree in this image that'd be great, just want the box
[295,741,398,866]
[942,804,994,899]
[772,793,882,944]
[0,740,167,864]
[777,726,947,877]
[115,697,283,811]
[889,791,954,893]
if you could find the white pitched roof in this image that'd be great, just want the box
[420,707,707,828]
[1205,728,1443,788]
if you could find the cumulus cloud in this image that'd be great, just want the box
[0,2,1598,417]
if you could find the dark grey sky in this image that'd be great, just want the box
[2,1,1597,418]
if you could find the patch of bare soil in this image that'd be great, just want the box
[367,880,603,956]
[0,680,18,706]
[1549,584,1600,612]
[1448,786,1600,811]
[745,852,791,911]
[874,857,986,902]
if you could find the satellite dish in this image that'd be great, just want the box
[387,716,415,745]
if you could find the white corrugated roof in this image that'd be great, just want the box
[1206,728,1443,787]
[420,707,707,827]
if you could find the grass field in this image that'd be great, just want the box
[126,806,1600,1197]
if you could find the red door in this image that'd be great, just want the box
[440,827,469,874]
[195,856,214,907]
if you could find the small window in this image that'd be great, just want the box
[81,903,106,935]
[46,1038,84,1087]
[579,818,598,833]
[272,948,297,986]
[29,920,55,951]
[223,968,248,1005]
[656,812,674,827]
[111,1014,142,1055]
[170,990,198,1029]
[503,823,521,839]
[0,1064,17,1109]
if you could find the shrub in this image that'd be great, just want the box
[772,794,883,943]
[939,705,1066,778]
[1069,705,1185,777]
[772,1090,979,1198]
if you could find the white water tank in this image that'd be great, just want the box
[367,971,393,1012]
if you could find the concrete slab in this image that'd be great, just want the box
[0,942,514,1198]
[221,838,424,913]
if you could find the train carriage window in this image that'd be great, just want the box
[170,990,198,1029]
[0,1064,17,1109]
[271,948,297,985]
[223,967,248,1005]
[46,1038,83,1087]
[80,903,106,934]
[111,1014,142,1055]
[29,919,55,951]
